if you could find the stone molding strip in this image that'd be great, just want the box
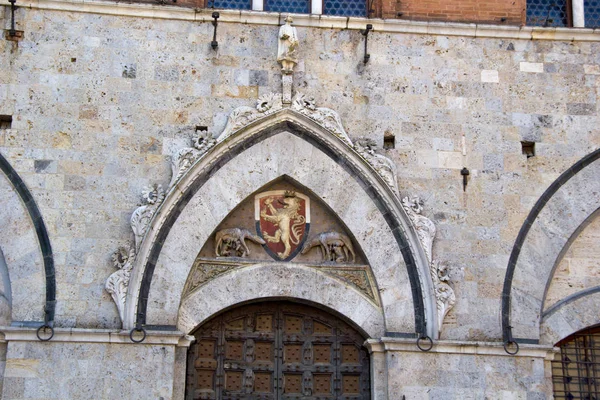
[0,152,55,324]
[365,338,557,359]
[3,0,599,42]
[542,286,600,319]
[0,327,194,346]
[501,148,600,344]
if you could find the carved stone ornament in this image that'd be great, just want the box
[291,92,353,146]
[320,267,377,304]
[214,227,266,258]
[105,246,135,323]
[218,93,284,142]
[182,262,239,298]
[401,196,455,330]
[277,15,299,75]
[354,137,399,196]
[130,184,165,251]
[169,128,216,188]
[106,184,165,324]
[301,231,355,263]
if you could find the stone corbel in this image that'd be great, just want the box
[401,196,456,332]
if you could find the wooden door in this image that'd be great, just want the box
[186,302,370,399]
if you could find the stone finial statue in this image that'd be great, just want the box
[277,15,299,74]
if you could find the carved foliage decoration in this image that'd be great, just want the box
[354,137,399,196]
[218,93,283,142]
[105,246,135,323]
[291,92,353,146]
[401,196,455,331]
[106,184,166,324]
[130,184,165,251]
[169,127,217,188]
[321,267,376,303]
[183,262,239,298]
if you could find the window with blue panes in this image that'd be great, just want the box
[209,0,251,10]
[526,0,570,27]
[208,0,366,17]
[584,0,600,27]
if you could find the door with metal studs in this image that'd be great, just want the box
[186,302,371,399]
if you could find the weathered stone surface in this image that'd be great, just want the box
[2,341,177,399]
[0,3,598,398]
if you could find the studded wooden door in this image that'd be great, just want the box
[186,302,371,400]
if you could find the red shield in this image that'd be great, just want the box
[255,190,310,261]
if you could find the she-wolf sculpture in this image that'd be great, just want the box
[301,231,356,263]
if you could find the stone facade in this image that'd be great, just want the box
[0,1,598,398]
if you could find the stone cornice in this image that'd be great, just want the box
[0,327,195,347]
[3,0,599,42]
[365,338,557,359]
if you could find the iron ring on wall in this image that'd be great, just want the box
[416,335,433,352]
[36,324,54,341]
[503,341,519,355]
[129,326,147,343]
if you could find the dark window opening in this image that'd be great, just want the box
[383,134,395,150]
[0,115,12,130]
[522,141,536,158]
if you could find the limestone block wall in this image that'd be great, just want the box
[380,343,554,399]
[0,4,598,341]
[0,331,187,400]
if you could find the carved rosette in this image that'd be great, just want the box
[401,196,455,331]
[130,184,165,251]
[105,246,135,323]
[353,138,399,197]
[169,128,216,188]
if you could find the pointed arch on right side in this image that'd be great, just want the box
[502,148,600,344]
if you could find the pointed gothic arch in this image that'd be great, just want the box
[124,107,439,339]
[502,148,600,344]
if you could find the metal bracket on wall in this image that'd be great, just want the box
[5,0,23,41]
[211,11,220,50]
[361,24,373,64]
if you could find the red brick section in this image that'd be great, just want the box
[372,0,526,25]
[102,0,525,25]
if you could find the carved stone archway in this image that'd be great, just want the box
[108,93,450,340]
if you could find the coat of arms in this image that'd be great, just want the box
[255,190,310,261]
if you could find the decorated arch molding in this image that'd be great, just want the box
[107,92,454,340]
[502,148,600,344]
